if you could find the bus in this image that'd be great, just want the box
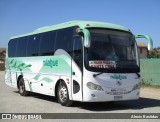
[5,20,153,106]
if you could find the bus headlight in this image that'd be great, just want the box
[132,83,141,90]
[87,82,104,91]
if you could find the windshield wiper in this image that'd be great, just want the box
[93,72,104,78]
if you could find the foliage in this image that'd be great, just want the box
[148,47,160,58]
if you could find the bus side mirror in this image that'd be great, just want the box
[134,34,153,51]
[78,28,91,48]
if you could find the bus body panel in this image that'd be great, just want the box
[5,54,72,97]
[83,68,140,102]
[71,60,83,101]
[5,52,83,101]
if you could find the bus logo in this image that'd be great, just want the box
[2,114,11,119]
[110,74,127,80]
[116,81,122,86]
[43,59,58,68]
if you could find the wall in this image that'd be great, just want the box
[138,47,148,59]
[0,63,5,71]
[140,59,160,86]
[0,58,5,71]
[0,48,6,71]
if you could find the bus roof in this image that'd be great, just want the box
[10,20,130,39]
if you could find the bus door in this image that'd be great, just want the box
[71,36,83,101]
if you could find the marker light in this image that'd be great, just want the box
[76,28,79,33]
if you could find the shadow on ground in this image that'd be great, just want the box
[13,91,160,111]
[75,97,160,111]
[14,91,57,102]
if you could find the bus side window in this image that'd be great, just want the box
[54,28,73,56]
[26,34,41,56]
[73,36,83,70]
[39,31,56,56]
[8,39,18,57]
[16,37,28,57]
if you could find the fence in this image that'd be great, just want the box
[140,58,160,86]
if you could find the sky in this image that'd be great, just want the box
[0,0,160,48]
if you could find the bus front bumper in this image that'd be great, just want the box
[82,89,140,102]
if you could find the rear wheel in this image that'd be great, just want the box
[18,77,29,96]
[57,81,73,106]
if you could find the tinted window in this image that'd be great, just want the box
[39,31,56,56]
[27,34,41,56]
[16,37,28,57]
[73,36,83,70]
[8,39,18,57]
[55,28,73,55]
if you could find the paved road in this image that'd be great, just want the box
[0,71,160,121]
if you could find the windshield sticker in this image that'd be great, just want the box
[89,60,116,68]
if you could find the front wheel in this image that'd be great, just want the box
[57,82,73,106]
[18,77,29,96]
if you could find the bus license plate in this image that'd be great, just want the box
[114,96,123,100]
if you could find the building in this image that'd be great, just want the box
[137,42,148,59]
[0,48,6,70]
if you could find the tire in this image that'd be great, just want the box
[57,81,73,106]
[18,77,29,96]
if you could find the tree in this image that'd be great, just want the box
[148,47,160,58]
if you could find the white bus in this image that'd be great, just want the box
[5,20,153,106]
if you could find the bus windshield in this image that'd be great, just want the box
[84,28,139,73]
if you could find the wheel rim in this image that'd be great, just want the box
[59,86,67,103]
[19,81,24,94]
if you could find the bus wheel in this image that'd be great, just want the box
[57,82,73,106]
[18,77,29,96]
